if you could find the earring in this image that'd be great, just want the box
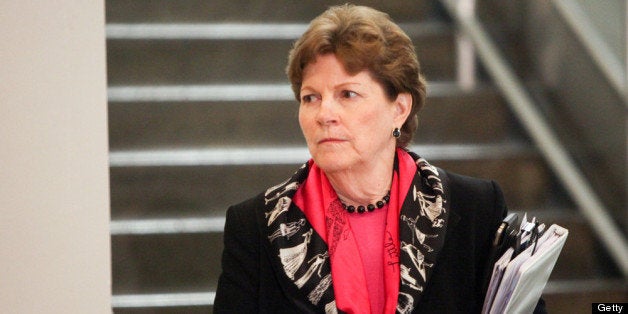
[392,127,401,138]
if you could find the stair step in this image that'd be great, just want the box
[109,162,297,220]
[111,278,626,313]
[109,212,620,300]
[108,83,519,150]
[433,157,567,210]
[109,143,532,167]
[111,217,224,235]
[114,306,212,314]
[543,279,627,313]
[107,23,308,40]
[112,292,214,308]
[112,233,221,294]
[108,143,560,220]
[106,22,448,40]
[105,0,444,23]
[106,21,456,85]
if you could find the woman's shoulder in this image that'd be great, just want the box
[228,191,267,212]
[436,168,507,222]
[225,192,270,229]
[438,168,504,200]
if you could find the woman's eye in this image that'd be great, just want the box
[341,90,358,99]
[301,94,316,103]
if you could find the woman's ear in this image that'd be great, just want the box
[393,92,412,125]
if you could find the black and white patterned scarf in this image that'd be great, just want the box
[262,151,449,313]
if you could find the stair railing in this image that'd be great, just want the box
[440,0,628,278]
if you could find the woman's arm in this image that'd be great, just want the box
[214,202,261,313]
[487,181,547,314]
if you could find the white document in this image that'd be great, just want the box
[482,247,514,314]
[488,224,568,314]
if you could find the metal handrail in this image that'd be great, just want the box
[441,0,628,277]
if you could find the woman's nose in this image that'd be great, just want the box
[316,96,338,125]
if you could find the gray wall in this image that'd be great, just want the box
[574,0,625,66]
[0,1,111,312]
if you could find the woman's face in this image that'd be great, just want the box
[298,53,411,174]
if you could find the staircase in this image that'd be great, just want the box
[106,1,625,313]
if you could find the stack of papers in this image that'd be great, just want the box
[482,214,569,314]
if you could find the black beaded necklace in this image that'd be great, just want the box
[339,190,391,214]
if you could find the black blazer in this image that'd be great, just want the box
[214,166,526,313]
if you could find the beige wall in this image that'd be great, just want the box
[0,1,111,313]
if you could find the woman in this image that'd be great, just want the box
[215,4,529,313]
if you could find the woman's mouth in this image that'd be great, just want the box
[318,138,345,144]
